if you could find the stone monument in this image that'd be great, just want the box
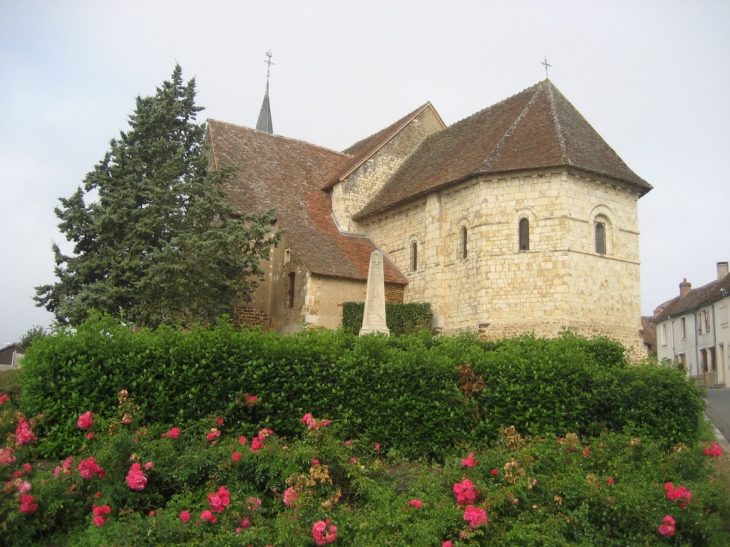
[359,251,390,336]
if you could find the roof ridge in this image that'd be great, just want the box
[206,119,349,158]
[546,81,569,164]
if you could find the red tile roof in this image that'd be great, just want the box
[354,80,652,220]
[207,120,408,284]
[653,274,730,322]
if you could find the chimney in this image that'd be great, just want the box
[679,278,691,298]
[717,262,729,280]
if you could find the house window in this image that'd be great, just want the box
[680,317,686,340]
[720,305,728,328]
[677,353,686,370]
[661,323,667,345]
[287,272,296,308]
[460,226,468,259]
[704,310,711,334]
[595,221,606,255]
[519,218,529,251]
[410,241,418,271]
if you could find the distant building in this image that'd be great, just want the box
[208,79,651,353]
[0,343,24,369]
[653,262,730,388]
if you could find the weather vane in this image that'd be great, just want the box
[264,50,274,79]
[540,56,551,79]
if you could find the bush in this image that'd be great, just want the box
[341,302,432,336]
[1,402,728,546]
[20,314,703,461]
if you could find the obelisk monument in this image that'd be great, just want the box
[359,251,390,336]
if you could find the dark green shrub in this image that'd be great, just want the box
[341,302,432,336]
[20,314,704,461]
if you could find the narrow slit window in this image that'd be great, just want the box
[410,242,418,271]
[460,226,468,259]
[287,272,296,308]
[595,221,606,255]
[519,218,529,251]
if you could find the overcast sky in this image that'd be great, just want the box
[2,0,729,345]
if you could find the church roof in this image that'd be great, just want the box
[652,273,730,322]
[207,119,408,284]
[322,102,444,189]
[354,80,652,220]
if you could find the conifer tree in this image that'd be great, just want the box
[35,65,280,327]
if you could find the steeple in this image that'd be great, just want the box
[256,51,274,133]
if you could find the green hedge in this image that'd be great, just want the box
[341,301,432,336]
[20,315,705,460]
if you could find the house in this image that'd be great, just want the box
[207,79,651,353]
[0,343,24,370]
[653,262,730,387]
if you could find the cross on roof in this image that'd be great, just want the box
[540,56,551,79]
[264,50,274,79]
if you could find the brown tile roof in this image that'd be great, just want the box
[355,80,652,220]
[322,102,443,190]
[640,316,657,351]
[653,274,730,322]
[207,120,408,285]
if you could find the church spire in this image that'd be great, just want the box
[256,50,274,133]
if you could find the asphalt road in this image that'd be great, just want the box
[705,389,730,444]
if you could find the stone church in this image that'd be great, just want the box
[206,78,652,350]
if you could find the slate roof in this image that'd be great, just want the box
[653,274,730,322]
[355,80,652,220]
[322,102,444,190]
[256,80,273,133]
[207,120,408,284]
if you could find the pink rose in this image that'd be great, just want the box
[312,519,338,546]
[409,499,423,508]
[443,542,454,547]
[126,462,147,490]
[208,486,230,513]
[232,451,241,461]
[284,486,299,507]
[302,413,314,425]
[200,509,216,523]
[311,459,320,466]
[180,510,190,523]
[19,494,37,514]
[0,447,16,466]
[15,417,37,445]
[0,393,9,404]
[164,427,181,439]
[704,442,723,457]
[238,436,248,445]
[374,442,381,451]
[453,478,477,505]
[658,515,675,536]
[250,437,263,452]
[77,411,93,430]
[461,453,477,468]
[463,505,488,530]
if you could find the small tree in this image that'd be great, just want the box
[18,325,47,351]
[35,65,281,328]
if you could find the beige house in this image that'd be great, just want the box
[208,80,651,350]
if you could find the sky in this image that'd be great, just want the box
[1,0,729,345]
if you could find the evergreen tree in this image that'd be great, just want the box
[35,65,280,328]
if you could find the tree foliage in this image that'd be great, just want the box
[18,325,47,350]
[35,65,280,327]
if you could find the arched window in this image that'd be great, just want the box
[460,226,468,259]
[410,241,418,271]
[519,218,530,251]
[595,221,606,255]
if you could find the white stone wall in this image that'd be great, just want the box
[332,108,442,234]
[362,168,645,352]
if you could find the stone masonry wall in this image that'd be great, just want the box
[362,168,645,352]
[332,108,443,234]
